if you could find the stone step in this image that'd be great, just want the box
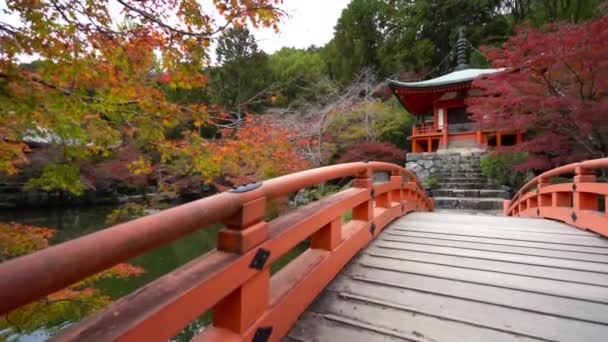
[438,183,501,190]
[438,177,490,184]
[437,167,482,172]
[435,173,484,178]
[432,189,506,198]
[438,164,482,169]
[433,197,505,210]
[441,158,482,162]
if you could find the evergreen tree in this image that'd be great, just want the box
[210,27,273,114]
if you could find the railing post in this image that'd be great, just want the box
[214,196,269,334]
[406,180,420,211]
[353,167,373,221]
[311,218,342,251]
[390,174,403,212]
[218,196,268,254]
[573,166,597,212]
[212,269,270,334]
[516,131,523,145]
[538,177,549,189]
[503,200,511,216]
[376,174,394,209]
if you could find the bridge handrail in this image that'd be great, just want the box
[504,157,608,237]
[0,161,432,341]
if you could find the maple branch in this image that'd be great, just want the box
[0,21,18,35]
[563,62,588,100]
[4,313,22,333]
[537,68,562,96]
[115,0,283,39]
[2,70,141,108]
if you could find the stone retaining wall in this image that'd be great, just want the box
[405,152,486,181]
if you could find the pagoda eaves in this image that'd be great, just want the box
[388,68,503,115]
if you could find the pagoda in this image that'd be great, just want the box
[389,28,523,153]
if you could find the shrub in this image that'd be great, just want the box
[337,142,405,165]
[425,177,439,189]
[480,152,529,188]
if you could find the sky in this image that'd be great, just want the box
[252,0,351,53]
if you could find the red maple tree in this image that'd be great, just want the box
[467,15,608,170]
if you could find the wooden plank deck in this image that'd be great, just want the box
[287,212,608,342]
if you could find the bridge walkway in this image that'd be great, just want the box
[288,212,608,342]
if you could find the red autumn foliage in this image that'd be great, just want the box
[82,144,152,190]
[467,16,608,170]
[212,117,310,186]
[337,142,405,165]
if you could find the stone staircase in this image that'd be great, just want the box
[406,152,507,211]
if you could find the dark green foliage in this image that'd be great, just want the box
[480,152,529,188]
[321,0,606,85]
[425,177,440,189]
[269,48,330,107]
[506,0,606,24]
[209,27,273,113]
[323,0,387,85]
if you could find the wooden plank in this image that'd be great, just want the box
[288,311,408,342]
[327,276,608,342]
[309,291,541,342]
[342,264,608,325]
[374,240,608,274]
[378,235,608,263]
[402,212,582,229]
[391,227,608,247]
[290,213,608,341]
[392,222,601,239]
[384,230,608,254]
[365,246,608,287]
[393,220,595,236]
[358,254,608,304]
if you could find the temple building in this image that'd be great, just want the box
[389,29,523,153]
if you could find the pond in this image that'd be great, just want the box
[0,205,221,341]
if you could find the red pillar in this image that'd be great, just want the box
[516,131,523,145]
[496,132,502,147]
[427,137,432,153]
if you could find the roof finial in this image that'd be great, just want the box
[454,26,470,71]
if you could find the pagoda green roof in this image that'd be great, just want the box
[388,68,504,89]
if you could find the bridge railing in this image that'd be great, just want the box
[504,158,608,237]
[0,161,433,341]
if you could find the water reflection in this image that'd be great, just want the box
[0,206,220,341]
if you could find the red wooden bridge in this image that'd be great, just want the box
[1,159,608,341]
